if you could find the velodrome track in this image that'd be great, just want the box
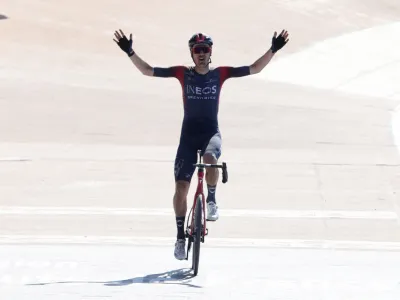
[1,1,400,298]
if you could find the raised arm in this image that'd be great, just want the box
[249,29,289,75]
[113,29,154,76]
[129,51,154,76]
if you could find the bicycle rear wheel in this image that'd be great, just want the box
[192,194,203,276]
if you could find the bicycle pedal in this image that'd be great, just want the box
[185,228,193,238]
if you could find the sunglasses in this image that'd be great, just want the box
[192,45,211,54]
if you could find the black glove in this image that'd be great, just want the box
[113,29,135,57]
[270,30,289,53]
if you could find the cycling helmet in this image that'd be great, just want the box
[188,33,213,48]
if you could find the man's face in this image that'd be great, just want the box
[191,44,212,67]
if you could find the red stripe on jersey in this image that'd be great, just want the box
[219,67,230,86]
[174,67,186,106]
[217,67,230,107]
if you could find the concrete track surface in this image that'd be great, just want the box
[1,1,400,299]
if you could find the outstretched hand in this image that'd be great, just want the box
[113,29,134,56]
[270,30,289,53]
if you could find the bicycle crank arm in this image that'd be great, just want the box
[186,240,192,260]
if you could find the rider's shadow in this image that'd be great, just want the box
[105,268,199,287]
[26,268,201,288]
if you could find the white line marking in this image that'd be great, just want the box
[0,206,397,220]
[0,157,30,162]
[1,235,400,251]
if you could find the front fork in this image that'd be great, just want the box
[194,168,208,241]
[185,167,208,245]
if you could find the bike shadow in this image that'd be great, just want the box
[26,268,201,288]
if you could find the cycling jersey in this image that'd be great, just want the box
[153,66,250,136]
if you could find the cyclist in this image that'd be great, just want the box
[113,29,289,260]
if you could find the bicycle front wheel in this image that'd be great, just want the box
[192,194,203,276]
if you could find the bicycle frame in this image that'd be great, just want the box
[186,150,228,240]
[185,150,228,264]
[189,152,207,239]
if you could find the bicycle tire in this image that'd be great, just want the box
[192,194,202,276]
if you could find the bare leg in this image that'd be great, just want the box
[203,153,220,221]
[204,153,219,187]
[173,180,190,239]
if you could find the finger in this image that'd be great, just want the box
[273,31,277,37]
[130,33,132,40]
[119,29,125,37]
[280,29,285,36]
[113,38,119,43]
[114,31,121,39]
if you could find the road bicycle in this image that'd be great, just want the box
[185,150,228,276]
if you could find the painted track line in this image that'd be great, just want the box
[0,206,397,220]
[1,235,400,251]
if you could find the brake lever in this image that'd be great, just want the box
[222,162,228,183]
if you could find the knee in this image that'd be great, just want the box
[203,152,217,164]
[175,181,190,200]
